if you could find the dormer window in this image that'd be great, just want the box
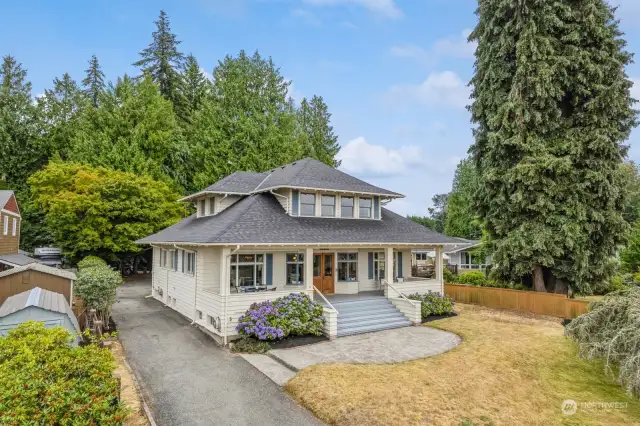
[341,197,354,218]
[321,195,335,217]
[198,199,206,217]
[359,198,372,218]
[209,197,216,215]
[300,193,316,216]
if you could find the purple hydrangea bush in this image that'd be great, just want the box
[236,293,325,341]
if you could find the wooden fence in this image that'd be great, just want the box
[444,284,590,319]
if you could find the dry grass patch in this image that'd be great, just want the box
[285,304,640,426]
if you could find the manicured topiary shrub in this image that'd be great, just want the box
[455,270,488,286]
[408,291,454,319]
[236,293,324,341]
[77,255,108,270]
[0,322,129,425]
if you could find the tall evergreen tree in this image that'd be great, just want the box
[296,95,341,167]
[181,54,210,123]
[189,50,301,189]
[82,55,105,108]
[469,0,637,294]
[445,158,482,240]
[134,10,185,112]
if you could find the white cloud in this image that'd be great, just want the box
[386,71,470,109]
[286,79,304,104]
[337,137,424,177]
[630,77,640,101]
[290,8,322,26]
[390,29,476,65]
[304,0,402,19]
[199,67,214,82]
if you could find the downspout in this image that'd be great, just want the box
[223,244,241,346]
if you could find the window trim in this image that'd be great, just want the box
[2,216,7,235]
[337,252,358,282]
[11,218,16,236]
[184,251,196,276]
[299,193,316,217]
[321,195,336,217]
[340,196,354,218]
[230,253,266,290]
[286,252,305,286]
[359,197,373,219]
[209,197,216,216]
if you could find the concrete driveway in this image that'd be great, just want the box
[112,277,320,426]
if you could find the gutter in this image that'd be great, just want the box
[223,244,241,346]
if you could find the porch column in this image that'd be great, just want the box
[385,247,395,297]
[435,246,443,292]
[219,247,231,297]
[305,247,314,295]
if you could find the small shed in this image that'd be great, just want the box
[0,263,76,306]
[0,287,81,341]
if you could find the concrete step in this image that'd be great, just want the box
[337,319,413,337]
[337,305,401,317]
[240,353,297,386]
[338,316,411,332]
[338,310,407,325]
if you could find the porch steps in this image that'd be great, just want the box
[324,297,413,337]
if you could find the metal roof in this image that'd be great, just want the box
[137,193,461,246]
[0,287,80,333]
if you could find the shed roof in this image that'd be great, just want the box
[0,253,38,267]
[0,287,80,333]
[0,262,76,281]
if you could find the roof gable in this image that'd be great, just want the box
[0,263,76,281]
[0,190,19,215]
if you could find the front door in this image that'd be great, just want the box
[313,253,335,294]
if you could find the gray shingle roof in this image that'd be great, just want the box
[254,158,403,197]
[0,253,38,267]
[0,190,14,209]
[137,193,461,245]
[181,158,404,200]
[444,240,482,254]
[0,287,80,333]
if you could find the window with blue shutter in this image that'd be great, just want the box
[266,254,273,285]
[374,197,380,219]
[368,252,374,279]
[292,190,299,216]
[397,252,403,278]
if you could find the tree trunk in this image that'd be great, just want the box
[532,265,547,292]
[552,278,568,295]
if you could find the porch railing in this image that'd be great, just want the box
[381,279,421,306]
[313,285,339,315]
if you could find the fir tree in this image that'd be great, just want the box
[82,55,105,108]
[469,0,638,294]
[444,158,482,240]
[297,95,341,167]
[134,10,185,111]
[181,54,210,123]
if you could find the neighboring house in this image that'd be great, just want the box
[0,263,76,306]
[412,250,449,266]
[0,190,39,271]
[0,287,81,342]
[445,240,492,272]
[138,158,462,341]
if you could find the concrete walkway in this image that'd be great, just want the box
[112,277,320,426]
[269,326,461,371]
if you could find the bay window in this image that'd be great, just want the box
[300,193,316,216]
[230,254,264,290]
[286,253,305,285]
[337,253,357,281]
[340,197,354,218]
[321,195,336,217]
[359,198,372,218]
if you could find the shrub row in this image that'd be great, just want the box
[407,291,454,319]
[236,293,324,341]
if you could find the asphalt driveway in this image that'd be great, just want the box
[112,277,320,426]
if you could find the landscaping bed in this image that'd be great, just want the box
[286,303,640,425]
[421,312,457,323]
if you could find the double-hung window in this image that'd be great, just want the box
[373,252,386,281]
[340,197,354,218]
[359,198,372,218]
[321,195,335,217]
[209,198,216,216]
[300,193,316,216]
[172,250,178,271]
[2,216,7,235]
[230,254,264,290]
[185,251,196,275]
[12,218,16,236]
[198,199,206,217]
[160,249,168,268]
[286,253,305,285]
[337,253,357,281]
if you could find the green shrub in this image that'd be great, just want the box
[407,291,454,319]
[0,322,128,425]
[231,337,272,354]
[633,272,640,285]
[77,255,107,270]
[74,263,122,326]
[565,287,640,397]
[443,267,455,283]
[456,270,488,286]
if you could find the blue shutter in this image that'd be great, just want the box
[181,250,185,273]
[292,190,299,216]
[368,252,374,279]
[397,252,403,278]
[266,254,273,286]
[374,196,380,219]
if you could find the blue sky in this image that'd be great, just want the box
[2,0,640,216]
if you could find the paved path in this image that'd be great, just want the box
[269,326,461,371]
[112,277,320,426]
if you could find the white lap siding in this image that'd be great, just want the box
[357,249,378,291]
[152,248,170,304]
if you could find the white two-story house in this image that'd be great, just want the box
[138,158,461,342]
